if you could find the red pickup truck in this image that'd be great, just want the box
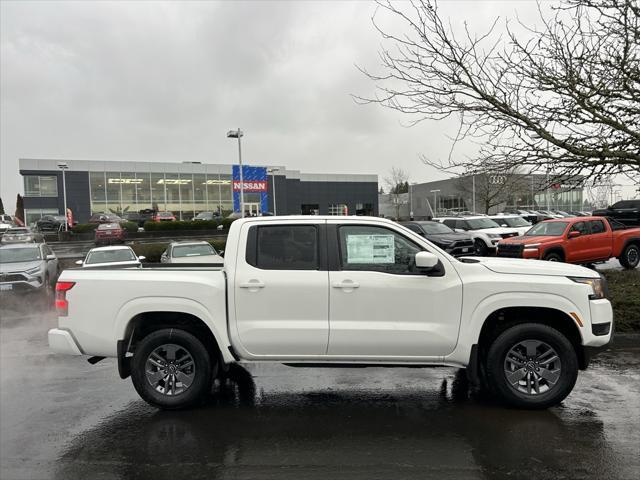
[497,216,640,269]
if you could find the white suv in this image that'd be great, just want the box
[435,216,519,255]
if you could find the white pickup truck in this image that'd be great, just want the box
[48,216,613,409]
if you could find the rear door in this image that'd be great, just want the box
[587,219,613,260]
[327,222,463,358]
[233,220,329,357]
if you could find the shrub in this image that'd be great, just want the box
[602,269,640,333]
[72,223,99,234]
[121,221,138,233]
[142,220,220,231]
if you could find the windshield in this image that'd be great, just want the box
[466,218,501,229]
[86,249,136,264]
[0,247,41,263]
[525,222,568,236]
[417,222,454,234]
[172,244,216,258]
[502,217,531,227]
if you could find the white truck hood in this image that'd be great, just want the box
[471,257,600,278]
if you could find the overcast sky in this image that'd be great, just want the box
[2,0,631,209]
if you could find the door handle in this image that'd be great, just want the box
[239,280,265,289]
[332,280,360,289]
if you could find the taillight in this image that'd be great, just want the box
[55,281,75,316]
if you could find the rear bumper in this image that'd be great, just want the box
[48,328,83,355]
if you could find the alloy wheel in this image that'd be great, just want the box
[503,340,561,395]
[145,344,195,396]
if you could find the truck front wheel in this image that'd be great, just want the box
[619,243,639,270]
[485,323,578,409]
[131,328,213,409]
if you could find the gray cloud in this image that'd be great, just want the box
[1,0,559,210]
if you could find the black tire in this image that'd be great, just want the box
[485,323,578,409]
[543,251,563,262]
[131,329,213,410]
[475,239,488,256]
[619,243,640,270]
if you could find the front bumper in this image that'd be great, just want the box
[48,328,83,355]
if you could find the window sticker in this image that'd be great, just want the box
[346,234,395,264]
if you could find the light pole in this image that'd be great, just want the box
[227,128,244,218]
[430,189,440,216]
[409,182,417,220]
[57,162,69,231]
[267,167,279,215]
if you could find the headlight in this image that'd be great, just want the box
[524,243,541,250]
[569,276,607,299]
[488,233,502,238]
[25,266,41,275]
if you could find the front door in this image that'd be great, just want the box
[565,221,591,263]
[327,222,463,358]
[233,220,329,357]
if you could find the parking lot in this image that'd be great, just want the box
[1,305,638,480]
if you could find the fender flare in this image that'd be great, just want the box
[541,245,565,261]
[113,296,234,363]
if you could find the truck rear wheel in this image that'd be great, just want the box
[485,323,578,409]
[619,243,639,269]
[131,328,213,409]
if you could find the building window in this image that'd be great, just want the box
[301,204,319,215]
[89,172,106,214]
[328,203,348,215]
[24,208,60,226]
[24,176,58,197]
[355,203,373,216]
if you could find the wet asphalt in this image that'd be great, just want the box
[0,305,639,480]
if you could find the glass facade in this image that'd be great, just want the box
[24,175,58,197]
[88,170,239,219]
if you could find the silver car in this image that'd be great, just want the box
[160,241,224,264]
[0,243,59,298]
[1,227,43,244]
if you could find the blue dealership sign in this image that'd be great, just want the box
[232,165,268,213]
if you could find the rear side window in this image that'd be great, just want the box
[248,225,319,270]
[590,220,606,234]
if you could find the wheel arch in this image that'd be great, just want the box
[476,306,588,370]
[542,246,565,261]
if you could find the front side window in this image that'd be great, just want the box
[569,221,589,235]
[442,219,456,229]
[253,225,318,270]
[339,225,422,274]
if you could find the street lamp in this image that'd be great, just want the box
[409,182,418,220]
[267,167,279,215]
[430,189,441,216]
[227,128,245,218]
[57,162,69,231]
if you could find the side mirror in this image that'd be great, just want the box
[415,251,439,269]
[46,254,56,261]
[219,250,224,257]
[568,231,581,239]
[138,256,146,261]
[75,260,83,265]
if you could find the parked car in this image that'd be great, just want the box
[537,210,564,219]
[435,216,519,255]
[161,241,224,264]
[35,215,67,232]
[400,221,475,257]
[94,223,125,245]
[0,243,58,300]
[0,215,14,233]
[0,227,43,244]
[76,246,144,268]
[193,212,220,222]
[502,209,538,224]
[497,216,640,269]
[88,213,123,224]
[49,216,612,410]
[123,211,153,228]
[592,199,640,227]
[488,215,533,236]
[152,211,176,222]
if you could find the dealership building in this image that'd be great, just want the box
[19,158,378,224]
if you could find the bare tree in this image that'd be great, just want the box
[358,0,640,185]
[384,166,410,219]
